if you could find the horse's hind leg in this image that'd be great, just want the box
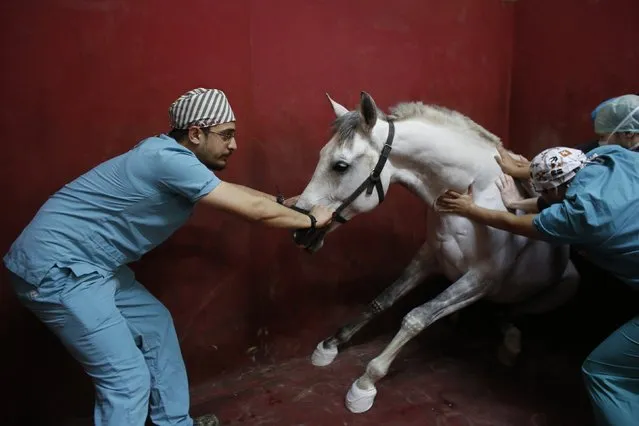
[498,260,581,366]
[345,269,493,413]
[509,259,580,316]
[311,242,438,366]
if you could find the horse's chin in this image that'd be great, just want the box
[304,239,325,254]
[292,228,326,253]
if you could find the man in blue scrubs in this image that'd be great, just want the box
[436,95,639,425]
[4,88,333,426]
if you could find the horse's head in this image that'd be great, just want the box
[292,92,394,252]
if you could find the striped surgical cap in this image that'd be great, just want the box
[168,88,235,129]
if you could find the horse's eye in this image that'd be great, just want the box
[332,161,349,173]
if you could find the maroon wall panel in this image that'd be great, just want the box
[508,0,639,157]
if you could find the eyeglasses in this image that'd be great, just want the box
[191,126,236,142]
[207,129,236,142]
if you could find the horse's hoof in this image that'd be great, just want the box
[345,381,377,413]
[311,342,338,366]
[502,324,522,354]
[497,344,517,367]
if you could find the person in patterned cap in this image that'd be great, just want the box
[3,88,333,426]
[436,142,639,426]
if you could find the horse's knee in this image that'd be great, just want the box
[401,311,426,337]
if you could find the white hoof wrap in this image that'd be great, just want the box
[345,382,377,413]
[311,342,338,366]
[498,325,522,367]
[503,325,522,355]
[498,344,517,367]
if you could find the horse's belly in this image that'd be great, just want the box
[486,240,570,303]
[432,234,515,282]
[427,213,569,302]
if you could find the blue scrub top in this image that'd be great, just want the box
[4,134,220,285]
[533,145,639,289]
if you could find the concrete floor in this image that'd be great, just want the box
[188,315,597,426]
[59,269,639,426]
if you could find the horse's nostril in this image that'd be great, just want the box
[292,230,303,244]
[292,228,316,247]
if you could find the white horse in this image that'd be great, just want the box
[291,92,580,414]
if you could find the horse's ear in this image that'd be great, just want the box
[359,91,377,131]
[326,93,348,117]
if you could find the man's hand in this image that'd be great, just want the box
[436,186,541,239]
[309,204,333,228]
[276,193,332,228]
[495,174,524,210]
[495,145,531,180]
[435,187,475,216]
[283,195,299,207]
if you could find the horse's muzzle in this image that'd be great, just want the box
[288,204,345,251]
[288,204,323,250]
[292,227,328,251]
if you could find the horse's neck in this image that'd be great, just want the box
[382,120,502,207]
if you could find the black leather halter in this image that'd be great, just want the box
[290,120,396,249]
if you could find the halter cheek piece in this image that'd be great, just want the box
[285,120,396,249]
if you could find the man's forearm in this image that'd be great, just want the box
[509,197,540,214]
[466,205,542,239]
[200,182,314,229]
[232,184,277,202]
[252,197,314,228]
[511,166,531,180]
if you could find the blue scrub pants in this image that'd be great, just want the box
[582,315,639,425]
[9,265,194,426]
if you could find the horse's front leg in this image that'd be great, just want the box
[312,242,439,366]
[345,269,494,413]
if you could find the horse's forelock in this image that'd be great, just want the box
[331,111,360,145]
[330,109,388,146]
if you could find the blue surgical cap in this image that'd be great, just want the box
[591,97,617,121]
[593,94,639,135]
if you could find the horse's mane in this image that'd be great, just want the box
[387,101,501,146]
[330,100,501,148]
